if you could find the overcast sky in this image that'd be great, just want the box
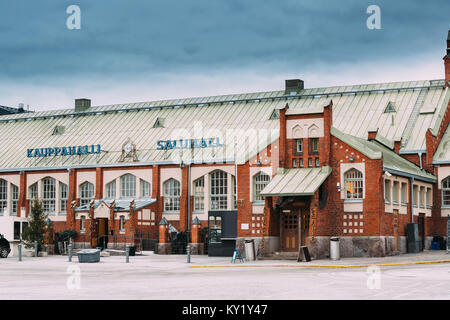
[0,0,449,111]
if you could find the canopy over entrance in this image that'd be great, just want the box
[261,166,332,197]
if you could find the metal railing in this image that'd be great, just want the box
[97,232,158,254]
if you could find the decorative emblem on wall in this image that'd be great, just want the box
[119,138,139,162]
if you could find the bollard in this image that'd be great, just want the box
[34,240,38,257]
[18,243,22,262]
[187,245,191,263]
[68,243,73,262]
[126,245,129,263]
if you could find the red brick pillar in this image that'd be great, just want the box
[158,217,169,243]
[95,168,103,199]
[179,165,189,231]
[18,171,27,218]
[191,217,201,243]
[129,200,136,239]
[279,104,289,168]
[89,200,97,248]
[109,200,116,232]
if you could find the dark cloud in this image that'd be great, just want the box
[0,0,448,106]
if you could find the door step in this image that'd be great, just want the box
[258,251,299,260]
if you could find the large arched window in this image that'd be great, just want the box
[140,179,151,198]
[442,176,450,206]
[193,177,204,212]
[253,172,270,203]
[106,180,116,199]
[59,182,68,213]
[80,182,94,206]
[210,170,228,210]
[163,179,180,212]
[120,174,136,198]
[42,177,56,213]
[0,179,7,214]
[344,169,363,199]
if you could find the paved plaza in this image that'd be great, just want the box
[1,251,449,300]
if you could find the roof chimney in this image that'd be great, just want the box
[75,98,91,112]
[18,103,24,113]
[285,79,304,95]
[445,30,450,87]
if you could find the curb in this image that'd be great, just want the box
[190,260,450,269]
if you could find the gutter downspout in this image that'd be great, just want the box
[410,177,415,223]
[187,163,191,243]
[418,152,423,170]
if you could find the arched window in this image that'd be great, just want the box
[140,179,151,198]
[0,179,8,215]
[29,183,38,209]
[80,182,94,206]
[193,177,204,212]
[120,174,136,198]
[253,172,270,203]
[344,169,363,199]
[163,179,180,212]
[59,182,68,213]
[210,170,227,210]
[42,177,56,213]
[11,184,19,215]
[106,180,116,199]
[442,176,450,206]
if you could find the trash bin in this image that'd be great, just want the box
[77,249,101,263]
[330,237,340,260]
[244,239,256,261]
[128,246,136,256]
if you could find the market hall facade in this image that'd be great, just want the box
[1,31,450,259]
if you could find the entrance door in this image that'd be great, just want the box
[97,218,108,249]
[418,214,425,251]
[282,211,299,252]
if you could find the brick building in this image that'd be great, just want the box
[0,31,449,258]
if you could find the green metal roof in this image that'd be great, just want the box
[0,79,447,171]
[260,166,332,196]
[331,127,436,182]
[433,125,450,164]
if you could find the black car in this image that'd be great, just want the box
[0,234,11,258]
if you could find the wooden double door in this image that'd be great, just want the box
[281,209,310,252]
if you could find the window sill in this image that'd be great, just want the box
[385,201,391,205]
[401,202,408,206]
[252,202,265,206]
[58,212,67,216]
[80,230,86,234]
[163,211,180,214]
[344,199,363,203]
[119,231,125,234]
[193,210,204,214]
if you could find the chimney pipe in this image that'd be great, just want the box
[285,79,304,95]
[75,98,91,112]
[445,30,450,87]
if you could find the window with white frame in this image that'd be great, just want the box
[232,175,237,210]
[344,169,363,199]
[80,182,94,206]
[442,177,450,206]
[210,170,227,210]
[384,180,391,203]
[413,185,418,206]
[11,184,19,215]
[0,179,7,215]
[253,172,270,203]
[59,182,68,213]
[29,183,38,209]
[392,181,399,203]
[9,184,18,215]
[193,177,204,212]
[106,180,116,199]
[296,139,303,153]
[426,188,432,207]
[80,216,86,233]
[401,182,408,204]
[140,179,151,198]
[163,179,180,212]
[120,174,136,198]
[419,187,425,208]
[120,216,125,232]
[42,177,56,214]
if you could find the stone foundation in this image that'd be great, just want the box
[306,236,429,259]
[156,243,171,254]
[188,243,204,255]
[235,237,280,259]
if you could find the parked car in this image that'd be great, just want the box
[0,234,11,258]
